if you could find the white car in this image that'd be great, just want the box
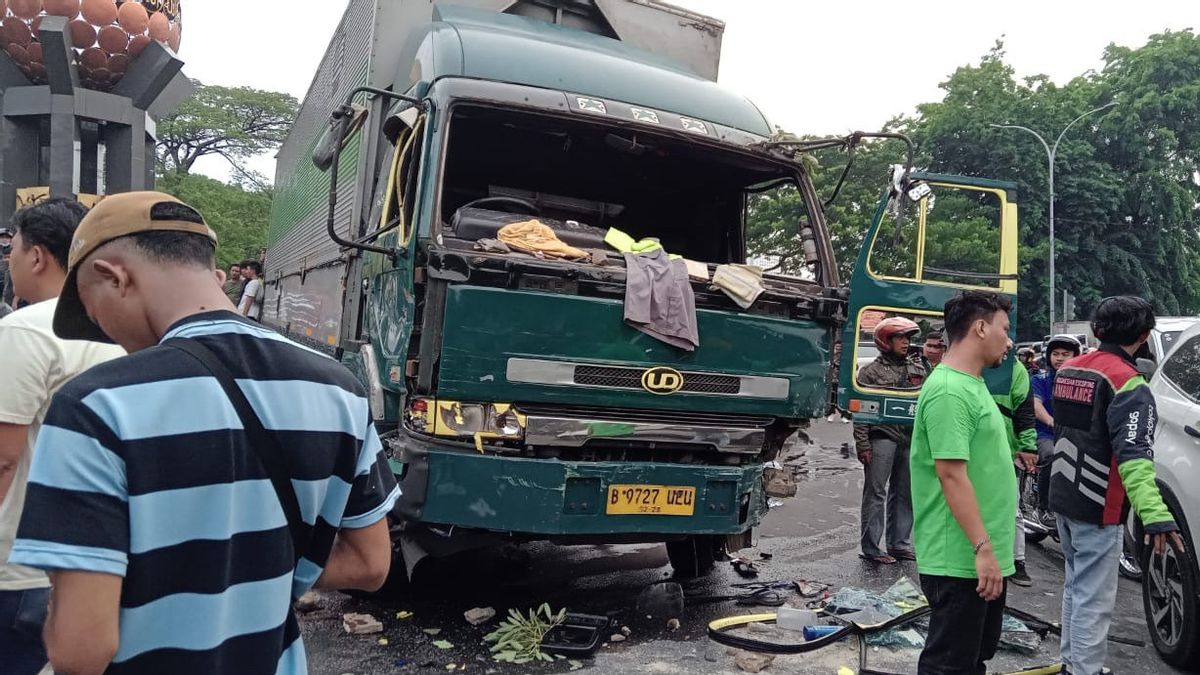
[1138,319,1200,668]
[1149,316,1199,361]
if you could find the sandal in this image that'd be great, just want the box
[859,553,898,565]
[888,549,918,561]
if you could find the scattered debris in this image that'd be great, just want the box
[620,626,632,637]
[637,582,685,618]
[464,607,497,626]
[731,558,759,578]
[396,610,414,620]
[569,660,585,671]
[484,603,567,664]
[377,638,389,646]
[609,633,627,643]
[734,650,775,673]
[840,442,853,458]
[342,613,383,635]
[423,628,443,636]
[666,618,681,632]
[766,498,785,509]
[759,552,774,560]
[795,580,830,598]
[446,664,458,671]
[294,591,322,613]
[542,612,609,657]
[763,462,797,498]
[433,640,455,650]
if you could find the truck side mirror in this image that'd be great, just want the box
[313,104,368,172]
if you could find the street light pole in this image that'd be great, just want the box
[991,101,1116,336]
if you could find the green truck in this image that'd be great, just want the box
[264,0,1019,581]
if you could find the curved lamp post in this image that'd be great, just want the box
[990,101,1117,335]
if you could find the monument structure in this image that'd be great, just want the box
[0,0,190,222]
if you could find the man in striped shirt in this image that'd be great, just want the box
[10,192,399,674]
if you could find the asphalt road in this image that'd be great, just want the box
[302,420,1182,675]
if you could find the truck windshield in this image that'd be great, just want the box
[438,105,813,269]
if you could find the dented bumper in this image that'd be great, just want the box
[389,432,766,536]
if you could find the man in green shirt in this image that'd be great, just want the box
[911,290,1015,674]
[993,359,1039,587]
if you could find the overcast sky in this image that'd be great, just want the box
[175,1,1196,181]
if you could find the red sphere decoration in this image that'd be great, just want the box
[0,0,183,90]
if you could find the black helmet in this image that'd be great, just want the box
[1046,334,1083,357]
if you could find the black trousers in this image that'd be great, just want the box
[918,574,1007,675]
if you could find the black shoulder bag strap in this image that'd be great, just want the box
[165,338,307,564]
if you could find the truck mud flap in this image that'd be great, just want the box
[388,431,431,522]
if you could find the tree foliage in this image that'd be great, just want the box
[156,79,298,184]
[747,31,1200,339]
[156,172,271,271]
[153,80,296,270]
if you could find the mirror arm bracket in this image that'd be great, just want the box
[326,88,429,259]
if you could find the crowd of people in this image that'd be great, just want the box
[0,194,398,675]
[0,192,1186,675]
[854,292,1181,674]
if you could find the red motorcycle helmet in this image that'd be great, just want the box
[873,317,921,354]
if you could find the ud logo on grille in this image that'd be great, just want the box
[641,367,684,395]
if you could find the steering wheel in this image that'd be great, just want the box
[462,197,541,216]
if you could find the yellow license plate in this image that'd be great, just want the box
[606,484,696,516]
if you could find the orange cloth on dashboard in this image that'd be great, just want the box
[496,220,587,260]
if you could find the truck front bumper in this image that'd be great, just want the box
[389,433,766,537]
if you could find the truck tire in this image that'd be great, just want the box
[666,536,721,579]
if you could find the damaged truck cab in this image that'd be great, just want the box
[265,0,1011,579]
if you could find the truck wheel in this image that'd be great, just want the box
[666,536,721,579]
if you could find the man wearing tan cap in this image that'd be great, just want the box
[9,192,398,675]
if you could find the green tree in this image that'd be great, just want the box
[911,35,1200,337]
[156,80,298,187]
[156,172,271,270]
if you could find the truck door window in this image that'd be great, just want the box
[381,116,426,245]
[853,308,944,393]
[866,198,920,280]
[866,184,1012,291]
[744,180,817,279]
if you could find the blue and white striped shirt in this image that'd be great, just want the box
[11,311,400,674]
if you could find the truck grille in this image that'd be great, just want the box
[573,365,741,394]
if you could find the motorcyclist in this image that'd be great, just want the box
[854,317,926,564]
[1017,347,1038,375]
[915,331,945,373]
[1030,334,1082,522]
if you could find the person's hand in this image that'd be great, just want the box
[1017,452,1038,473]
[975,542,1003,601]
[1146,531,1186,556]
[857,449,871,465]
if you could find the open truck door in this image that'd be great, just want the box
[837,170,1020,423]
